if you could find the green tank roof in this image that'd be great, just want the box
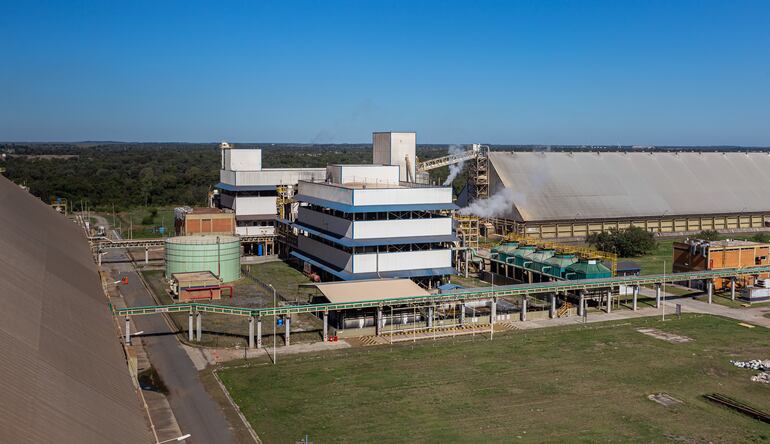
[512,245,538,266]
[492,242,519,257]
[545,253,578,268]
[544,254,579,278]
[566,259,612,280]
[512,245,537,257]
[528,249,556,263]
[527,249,557,273]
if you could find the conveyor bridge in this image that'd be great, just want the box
[92,237,165,250]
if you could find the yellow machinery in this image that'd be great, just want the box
[276,185,292,221]
[455,215,480,249]
[502,232,618,276]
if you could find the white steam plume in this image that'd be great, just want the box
[458,188,518,218]
[443,144,466,186]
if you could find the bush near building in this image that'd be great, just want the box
[751,233,770,243]
[587,226,657,257]
[698,229,721,241]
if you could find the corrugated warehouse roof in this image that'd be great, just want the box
[489,151,770,222]
[0,177,151,443]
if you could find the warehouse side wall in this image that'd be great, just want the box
[489,214,769,239]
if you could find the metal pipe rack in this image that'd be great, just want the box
[112,265,770,319]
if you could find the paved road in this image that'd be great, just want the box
[662,293,770,328]
[513,286,770,330]
[108,251,237,444]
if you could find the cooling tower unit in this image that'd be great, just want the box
[165,235,241,283]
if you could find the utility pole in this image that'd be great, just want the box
[662,260,666,321]
[268,284,277,365]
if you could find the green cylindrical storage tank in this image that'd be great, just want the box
[165,235,241,283]
[544,253,578,278]
[565,259,611,280]
[513,245,537,267]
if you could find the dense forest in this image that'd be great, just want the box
[0,143,457,210]
[4,142,766,211]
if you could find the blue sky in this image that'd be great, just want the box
[2,1,769,145]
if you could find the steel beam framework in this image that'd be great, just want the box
[417,149,479,172]
[93,238,165,250]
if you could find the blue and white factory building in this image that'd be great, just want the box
[290,133,457,286]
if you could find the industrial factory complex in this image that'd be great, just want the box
[5,131,770,443]
[101,132,770,344]
[90,131,770,310]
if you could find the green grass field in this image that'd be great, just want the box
[693,292,754,309]
[242,261,318,304]
[112,206,176,238]
[621,238,677,275]
[219,315,770,443]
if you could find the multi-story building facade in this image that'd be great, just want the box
[290,164,457,285]
[214,142,326,237]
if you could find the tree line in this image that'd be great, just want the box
[0,143,459,210]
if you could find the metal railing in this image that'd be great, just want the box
[502,232,618,275]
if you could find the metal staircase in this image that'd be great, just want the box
[557,302,573,318]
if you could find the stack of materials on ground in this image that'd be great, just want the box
[752,373,770,384]
[730,359,770,384]
[730,359,770,370]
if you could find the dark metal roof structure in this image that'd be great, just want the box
[0,177,151,443]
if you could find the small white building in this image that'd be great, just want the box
[290,163,457,284]
[372,131,417,182]
[215,142,326,237]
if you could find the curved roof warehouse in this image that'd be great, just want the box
[486,151,770,238]
[0,176,151,443]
